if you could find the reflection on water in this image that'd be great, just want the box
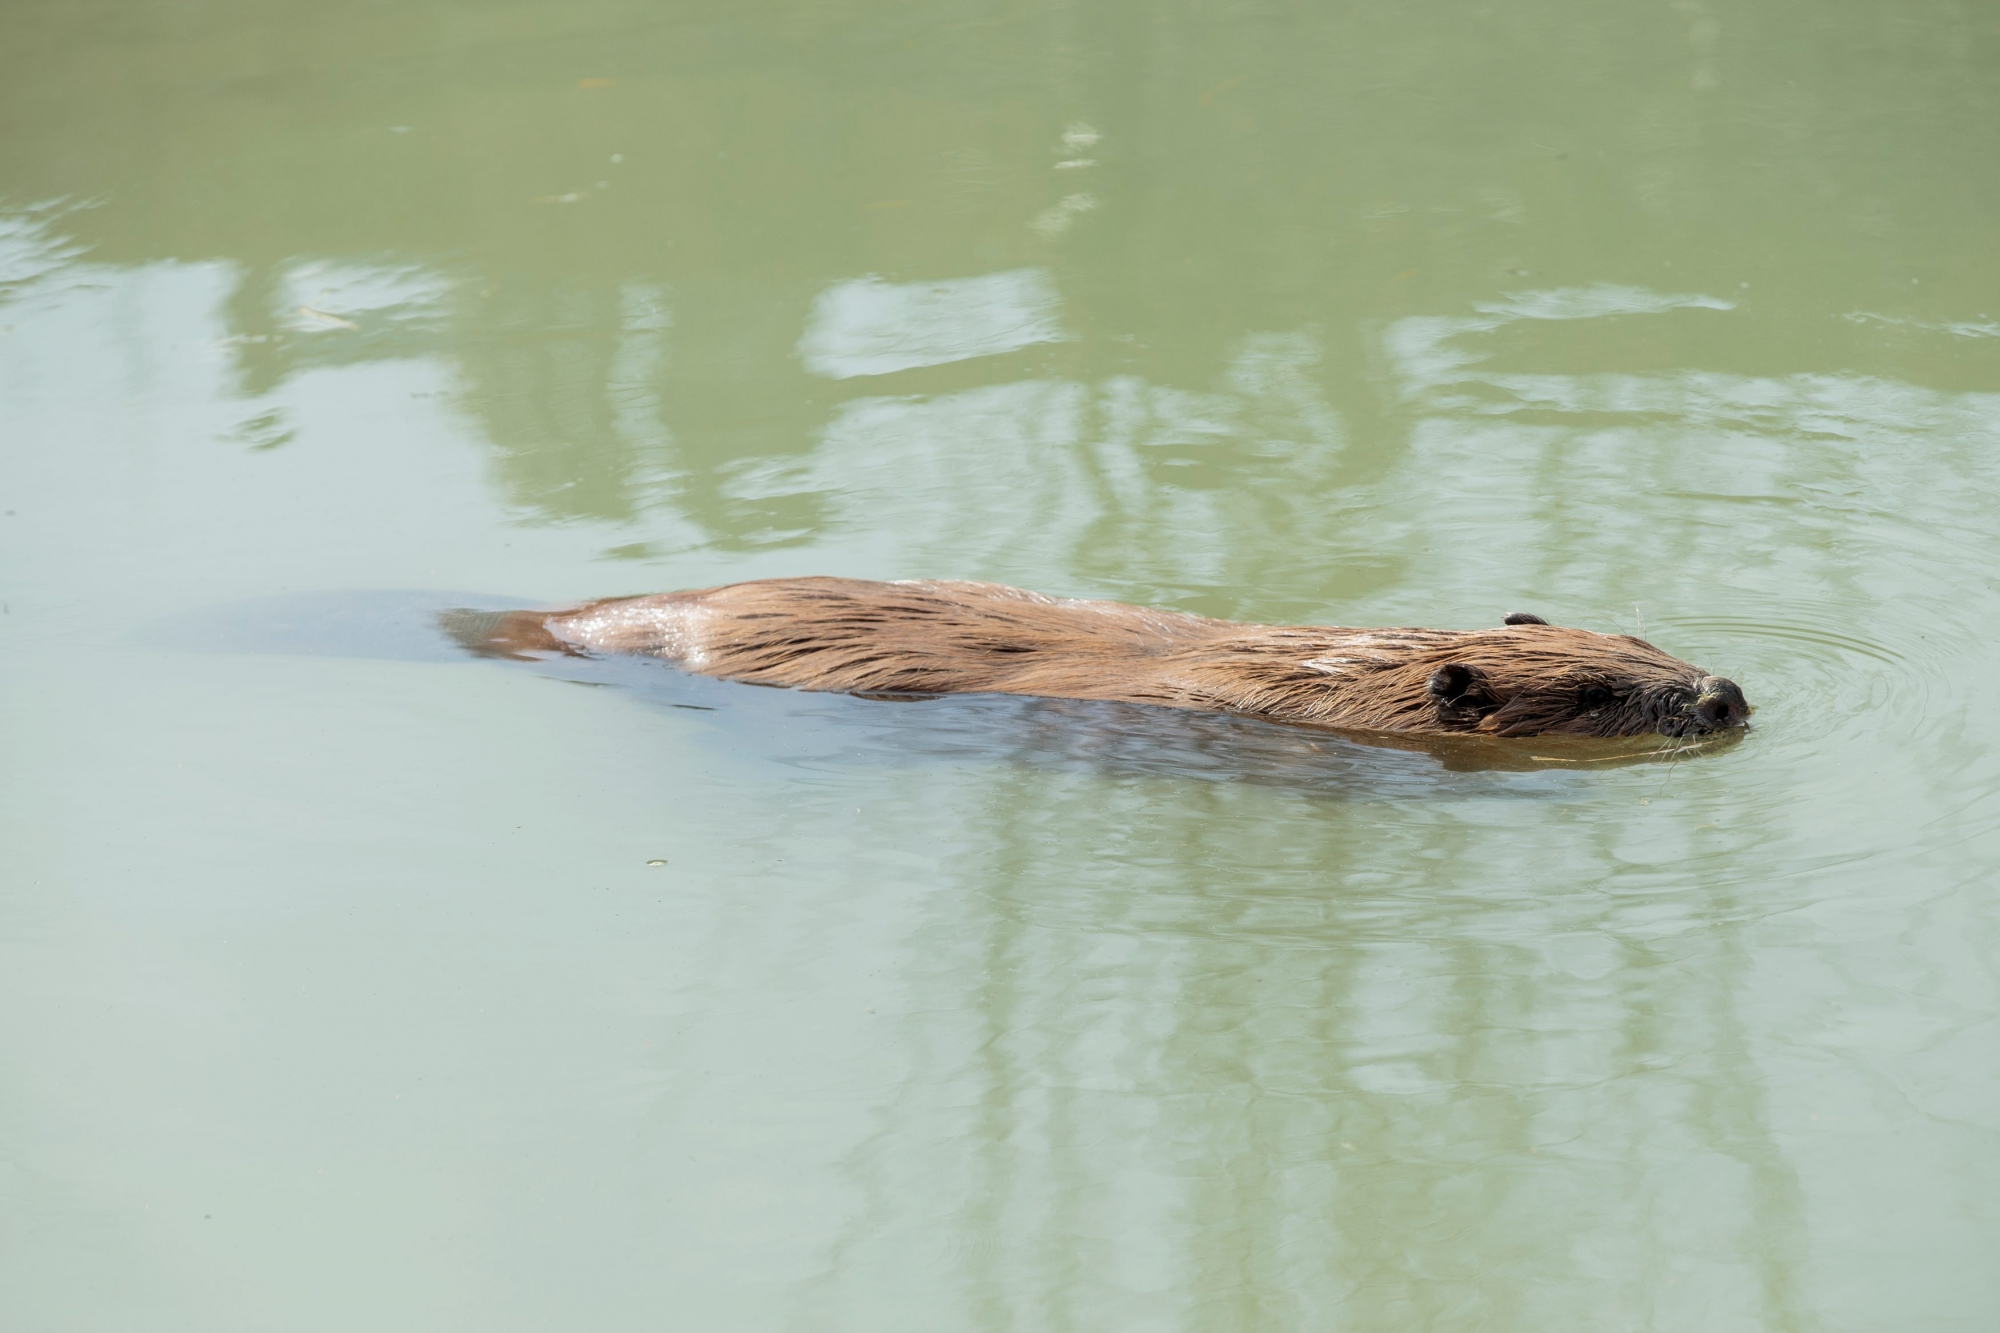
[6,0,2000,1328]
[832,791,1823,1330]
[799,268,1069,378]
[0,202,88,305]
[800,326,1344,585]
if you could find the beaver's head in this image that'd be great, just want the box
[1420,613,1750,739]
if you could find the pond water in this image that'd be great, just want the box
[4,2,1998,1329]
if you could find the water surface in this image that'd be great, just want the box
[4,2,1998,1329]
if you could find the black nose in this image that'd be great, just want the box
[1695,677,1749,728]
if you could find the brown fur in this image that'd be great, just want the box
[448,577,1750,739]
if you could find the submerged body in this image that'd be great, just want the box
[450,577,1750,740]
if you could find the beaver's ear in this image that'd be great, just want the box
[1503,612,1548,626]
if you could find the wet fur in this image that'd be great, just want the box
[448,577,1747,739]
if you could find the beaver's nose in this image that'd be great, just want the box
[1695,676,1749,728]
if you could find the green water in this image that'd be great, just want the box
[4,2,1998,1328]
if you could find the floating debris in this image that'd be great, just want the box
[531,192,586,205]
[645,859,667,866]
[1054,158,1096,170]
[578,77,615,89]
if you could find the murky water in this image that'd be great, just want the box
[5,2,1998,1328]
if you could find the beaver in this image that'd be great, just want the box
[443,577,1750,740]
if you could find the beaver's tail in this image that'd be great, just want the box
[436,607,571,660]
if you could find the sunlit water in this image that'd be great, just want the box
[4,2,1998,1329]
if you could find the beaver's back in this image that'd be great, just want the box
[541,578,1478,726]
[548,577,1236,698]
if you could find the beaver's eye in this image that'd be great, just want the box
[1581,684,1613,709]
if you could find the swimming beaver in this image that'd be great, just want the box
[445,577,1750,739]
